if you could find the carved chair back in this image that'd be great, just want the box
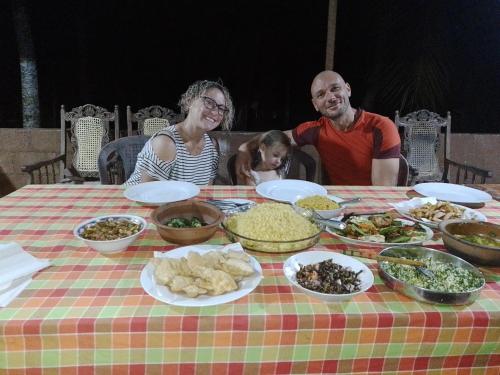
[61,104,120,179]
[126,105,182,136]
[395,109,451,182]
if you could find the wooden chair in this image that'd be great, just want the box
[397,154,419,186]
[396,109,451,182]
[126,105,182,136]
[22,104,120,184]
[442,159,492,184]
[98,135,149,184]
[226,148,317,185]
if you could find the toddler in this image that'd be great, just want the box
[238,130,291,185]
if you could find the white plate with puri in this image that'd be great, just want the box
[140,244,263,307]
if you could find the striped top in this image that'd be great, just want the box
[125,125,219,186]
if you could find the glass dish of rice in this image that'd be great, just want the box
[221,202,323,253]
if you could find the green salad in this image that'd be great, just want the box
[381,257,484,293]
[163,217,206,228]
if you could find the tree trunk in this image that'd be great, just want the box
[324,0,338,70]
[12,0,40,128]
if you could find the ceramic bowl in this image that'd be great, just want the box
[73,215,147,254]
[151,200,224,245]
[283,250,374,302]
[439,219,500,266]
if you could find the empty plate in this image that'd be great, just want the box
[124,181,200,205]
[256,179,327,203]
[414,183,492,204]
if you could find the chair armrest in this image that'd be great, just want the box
[22,154,66,184]
[21,154,66,173]
[442,159,493,184]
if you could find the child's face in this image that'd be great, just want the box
[259,144,288,170]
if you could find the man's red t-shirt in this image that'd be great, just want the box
[292,110,401,185]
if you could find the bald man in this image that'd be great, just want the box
[236,71,401,186]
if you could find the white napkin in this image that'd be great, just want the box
[0,276,32,307]
[0,242,51,307]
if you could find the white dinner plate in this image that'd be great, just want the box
[391,197,487,229]
[256,179,327,203]
[325,217,434,247]
[140,244,263,307]
[124,181,200,205]
[414,183,492,204]
[283,251,374,302]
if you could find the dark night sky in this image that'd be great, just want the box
[1,0,499,133]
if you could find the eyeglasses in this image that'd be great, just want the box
[201,96,229,116]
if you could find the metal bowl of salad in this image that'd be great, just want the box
[325,213,434,247]
[378,246,485,305]
[439,219,500,266]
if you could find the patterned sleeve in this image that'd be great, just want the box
[373,117,401,159]
[210,148,219,181]
[138,151,175,181]
[137,133,176,181]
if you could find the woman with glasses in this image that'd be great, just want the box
[125,80,234,186]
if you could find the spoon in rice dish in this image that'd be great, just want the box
[294,206,347,231]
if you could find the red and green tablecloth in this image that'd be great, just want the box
[0,185,499,374]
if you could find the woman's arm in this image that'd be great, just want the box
[139,135,176,183]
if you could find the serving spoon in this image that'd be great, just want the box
[338,198,362,206]
[342,249,434,277]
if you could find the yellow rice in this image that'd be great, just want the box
[295,195,339,210]
[225,202,319,241]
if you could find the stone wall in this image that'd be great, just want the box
[0,129,61,196]
[1,128,498,197]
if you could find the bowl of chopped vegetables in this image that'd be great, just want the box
[151,199,224,245]
[439,219,500,266]
[325,212,434,247]
[378,246,485,305]
[73,215,147,254]
[283,250,374,302]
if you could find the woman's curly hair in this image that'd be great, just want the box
[178,80,234,130]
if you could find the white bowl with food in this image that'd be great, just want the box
[293,195,345,219]
[391,197,487,229]
[283,250,374,302]
[73,215,147,254]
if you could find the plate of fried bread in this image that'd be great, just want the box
[140,243,263,306]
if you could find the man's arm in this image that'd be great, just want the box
[371,158,399,186]
[235,130,295,183]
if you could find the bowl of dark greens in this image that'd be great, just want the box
[378,246,485,305]
[439,219,500,266]
[151,199,224,245]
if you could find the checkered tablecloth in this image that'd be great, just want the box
[0,185,499,374]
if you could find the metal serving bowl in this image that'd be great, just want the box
[439,219,500,266]
[378,246,485,305]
